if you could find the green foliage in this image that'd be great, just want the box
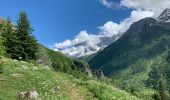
[1,17,21,59]
[69,75,140,100]
[45,48,89,73]
[71,70,91,81]
[16,11,38,60]
[0,12,38,61]
[36,45,53,68]
[0,57,3,74]
[158,79,167,100]
[0,35,5,56]
[0,57,139,100]
[89,18,170,99]
[0,57,69,100]
[46,48,73,72]
[0,20,6,56]
[152,92,161,100]
[72,59,89,71]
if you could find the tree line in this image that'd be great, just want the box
[0,11,38,61]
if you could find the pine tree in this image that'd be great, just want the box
[1,17,21,59]
[158,79,167,100]
[16,11,38,60]
[153,64,168,100]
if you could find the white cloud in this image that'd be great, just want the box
[54,39,72,49]
[53,0,167,57]
[99,0,120,9]
[54,31,100,49]
[99,10,154,37]
[100,0,170,17]
[52,10,153,52]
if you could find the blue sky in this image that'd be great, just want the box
[0,0,131,47]
[0,0,168,49]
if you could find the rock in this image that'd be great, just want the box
[0,77,5,81]
[18,90,40,100]
[21,65,28,70]
[86,68,105,78]
[43,66,50,70]
[72,84,76,87]
[11,73,22,77]
[32,66,38,71]
[51,86,60,93]
[85,67,93,77]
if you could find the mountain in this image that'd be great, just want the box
[59,34,122,58]
[89,17,170,93]
[0,16,141,100]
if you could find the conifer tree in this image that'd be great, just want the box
[16,11,38,60]
[1,17,21,59]
[153,64,168,100]
[158,79,167,100]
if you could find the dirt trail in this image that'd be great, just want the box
[55,72,97,100]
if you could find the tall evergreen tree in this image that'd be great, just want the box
[158,79,167,100]
[1,17,21,59]
[152,64,168,100]
[16,11,38,60]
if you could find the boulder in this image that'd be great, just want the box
[51,86,60,93]
[0,77,5,81]
[11,73,22,78]
[18,90,40,100]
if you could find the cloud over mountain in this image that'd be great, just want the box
[52,0,170,57]
[52,9,153,57]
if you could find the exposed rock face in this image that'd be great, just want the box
[157,8,170,23]
[37,46,52,68]
[85,67,105,78]
[18,90,40,100]
[86,67,93,77]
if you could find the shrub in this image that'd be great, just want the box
[0,56,3,74]
[0,66,3,74]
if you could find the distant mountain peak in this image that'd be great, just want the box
[59,34,122,58]
[157,8,170,23]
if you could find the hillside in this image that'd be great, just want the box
[0,15,141,100]
[0,57,139,100]
[89,18,170,96]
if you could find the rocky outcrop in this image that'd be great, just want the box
[157,8,170,23]
[85,67,105,78]
[18,90,40,100]
[51,86,60,93]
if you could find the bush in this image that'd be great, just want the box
[71,70,90,81]
[0,35,5,56]
[0,66,3,74]
[0,57,3,74]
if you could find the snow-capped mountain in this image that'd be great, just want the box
[58,33,122,58]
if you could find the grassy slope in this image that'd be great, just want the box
[0,57,139,100]
[88,18,170,99]
[89,18,170,90]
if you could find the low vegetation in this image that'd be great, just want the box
[0,57,140,100]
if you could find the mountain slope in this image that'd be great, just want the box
[0,57,140,100]
[89,18,170,92]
